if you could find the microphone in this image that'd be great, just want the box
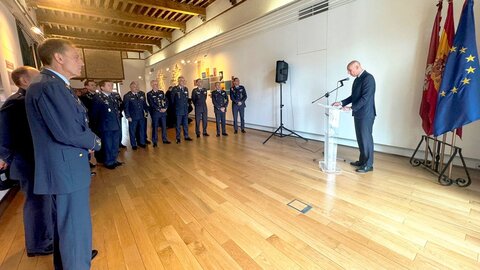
[338,77,350,83]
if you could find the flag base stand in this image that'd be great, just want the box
[410,135,472,187]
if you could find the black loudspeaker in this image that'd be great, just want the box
[275,60,288,83]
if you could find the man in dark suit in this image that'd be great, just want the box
[147,80,171,146]
[0,66,53,257]
[123,81,148,149]
[91,80,123,169]
[171,76,193,143]
[333,60,376,173]
[191,78,209,137]
[211,82,229,137]
[25,38,101,270]
[230,77,247,134]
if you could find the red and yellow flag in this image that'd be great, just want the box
[419,0,443,135]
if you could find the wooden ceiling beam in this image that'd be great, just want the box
[44,27,162,46]
[37,13,171,39]
[70,39,153,53]
[123,0,206,16]
[28,0,185,30]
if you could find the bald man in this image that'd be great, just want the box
[333,60,376,173]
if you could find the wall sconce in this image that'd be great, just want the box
[30,26,43,35]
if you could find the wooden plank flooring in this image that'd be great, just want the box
[1,125,480,269]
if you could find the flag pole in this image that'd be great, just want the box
[431,136,438,170]
[439,133,447,171]
[448,129,457,178]
[424,136,429,166]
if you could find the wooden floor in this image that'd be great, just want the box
[1,125,480,269]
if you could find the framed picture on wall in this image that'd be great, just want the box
[200,78,210,90]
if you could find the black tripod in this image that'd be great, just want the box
[263,83,308,144]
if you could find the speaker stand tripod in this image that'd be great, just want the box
[263,83,308,144]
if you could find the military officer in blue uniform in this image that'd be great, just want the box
[25,38,101,270]
[137,89,151,145]
[230,77,247,134]
[147,80,171,146]
[124,81,148,149]
[211,82,229,137]
[191,79,210,137]
[79,79,98,171]
[112,90,125,150]
[0,66,53,257]
[79,80,97,122]
[91,80,123,169]
[171,76,193,143]
[333,60,376,173]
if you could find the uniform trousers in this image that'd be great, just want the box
[175,114,190,140]
[101,130,120,166]
[214,111,226,135]
[195,110,208,135]
[52,187,92,270]
[232,105,245,131]
[151,114,168,143]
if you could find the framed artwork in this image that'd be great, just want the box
[83,49,123,79]
[224,80,232,92]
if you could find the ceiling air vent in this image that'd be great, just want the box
[299,0,329,20]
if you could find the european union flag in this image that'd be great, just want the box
[433,0,480,137]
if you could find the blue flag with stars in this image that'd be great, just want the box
[433,0,480,137]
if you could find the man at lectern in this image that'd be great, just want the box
[333,60,376,173]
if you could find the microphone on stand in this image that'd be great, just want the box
[338,77,349,86]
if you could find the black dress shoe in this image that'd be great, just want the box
[203,133,210,136]
[91,250,98,260]
[114,161,124,167]
[139,144,147,148]
[163,141,171,144]
[196,134,200,138]
[185,137,193,141]
[27,244,53,257]
[153,143,158,147]
[222,133,228,136]
[176,139,181,144]
[0,179,19,191]
[89,162,96,168]
[105,164,116,170]
[216,134,220,137]
[350,161,363,167]
[132,146,138,150]
[241,129,246,133]
[119,144,127,149]
[234,130,238,134]
[146,140,151,145]
[355,166,374,173]
[90,171,96,176]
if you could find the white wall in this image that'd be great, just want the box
[146,0,480,167]
[0,1,22,101]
